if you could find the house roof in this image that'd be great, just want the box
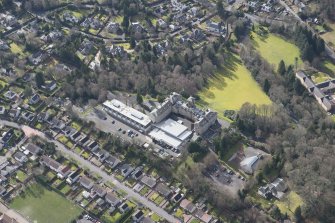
[41,155,61,170]
[105,192,120,204]
[92,184,106,196]
[155,183,171,197]
[141,176,157,188]
[79,176,94,189]
[26,143,41,155]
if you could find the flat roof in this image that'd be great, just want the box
[155,118,189,138]
[103,99,152,127]
[149,128,182,148]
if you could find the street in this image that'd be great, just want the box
[0,119,180,223]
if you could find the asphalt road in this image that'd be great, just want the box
[0,120,180,223]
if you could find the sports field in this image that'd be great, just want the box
[252,31,302,69]
[10,183,82,223]
[198,54,271,115]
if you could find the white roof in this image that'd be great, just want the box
[240,156,259,174]
[149,128,182,148]
[155,119,188,138]
[103,99,151,127]
[150,118,192,148]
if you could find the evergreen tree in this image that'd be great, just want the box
[136,91,143,104]
[277,60,286,76]
[263,79,270,93]
[294,206,303,223]
[35,72,45,88]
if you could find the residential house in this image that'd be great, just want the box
[194,209,212,223]
[130,22,145,34]
[4,91,17,101]
[107,22,120,33]
[0,213,18,223]
[119,164,134,178]
[108,45,126,58]
[206,21,226,35]
[66,169,81,184]
[141,176,157,188]
[40,155,71,179]
[63,12,79,24]
[141,217,155,223]
[8,108,21,119]
[70,131,82,142]
[105,191,121,207]
[38,111,50,122]
[191,29,206,41]
[104,155,121,169]
[21,112,35,122]
[25,143,42,156]
[157,19,167,29]
[92,149,110,162]
[132,210,144,222]
[29,94,40,105]
[119,202,130,214]
[42,81,57,91]
[155,183,172,198]
[131,167,143,180]
[79,136,90,147]
[180,199,196,213]
[1,129,14,144]
[258,178,287,199]
[79,176,94,190]
[13,151,28,163]
[0,40,9,51]
[171,192,183,203]
[88,141,99,151]
[0,106,5,115]
[80,40,95,55]
[91,184,106,198]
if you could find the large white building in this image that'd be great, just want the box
[149,118,192,149]
[103,99,152,133]
[149,92,217,135]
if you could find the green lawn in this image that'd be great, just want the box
[10,183,82,223]
[321,22,335,48]
[15,170,28,182]
[252,31,302,68]
[322,60,335,75]
[274,191,304,219]
[198,54,271,115]
[10,42,23,54]
[311,72,331,84]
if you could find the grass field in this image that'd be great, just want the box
[10,183,82,223]
[10,42,23,54]
[252,31,302,69]
[274,191,304,218]
[322,60,335,76]
[321,23,335,47]
[311,72,331,84]
[198,54,271,115]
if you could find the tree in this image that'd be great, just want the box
[294,206,303,223]
[277,60,286,76]
[136,91,143,104]
[130,36,136,49]
[35,72,45,88]
[121,16,129,30]
[263,79,270,93]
